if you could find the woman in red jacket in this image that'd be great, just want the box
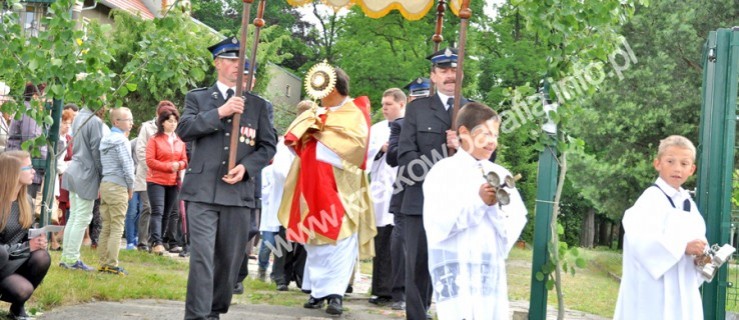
[146,108,187,255]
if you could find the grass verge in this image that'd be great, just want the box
[507,247,620,318]
[1,245,627,319]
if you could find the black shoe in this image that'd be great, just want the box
[137,245,150,252]
[9,305,31,320]
[206,312,220,320]
[303,296,324,309]
[326,297,343,315]
[10,313,32,320]
[368,295,392,305]
[276,284,288,291]
[345,285,353,294]
[233,282,244,295]
[391,301,406,310]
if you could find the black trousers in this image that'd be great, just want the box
[146,183,179,246]
[236,209,260,284]
[136,191,152,247]
[390,213,406,302]
[404,215,432,320]
[371,225,394,297]
[164,200,185,248]
[271,227,306,287]
[184,202,250,320]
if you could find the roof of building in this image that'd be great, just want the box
[267,62,301,82]
[101,0,155,20]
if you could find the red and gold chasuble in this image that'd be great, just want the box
[278,97,376,258]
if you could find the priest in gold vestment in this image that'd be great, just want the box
[278,67,376,315]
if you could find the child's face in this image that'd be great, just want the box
[460,119,500,161]
[653,146,696,190]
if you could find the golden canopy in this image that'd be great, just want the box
[285,0,464,21]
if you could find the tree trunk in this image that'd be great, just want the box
[598,219,609,246]
[579,208,595,248]
[605,220,613,249]
[617,222,625,250]
[593,217,601,246]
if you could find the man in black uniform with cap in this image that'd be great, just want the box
[178,37,276,320]
[397,47,472,320]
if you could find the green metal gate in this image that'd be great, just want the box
[696,27,739,320]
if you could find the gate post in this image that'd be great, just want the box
[529,83,559,319]
[697,27,739,320]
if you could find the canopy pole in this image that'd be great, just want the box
[430,0,446,95]
[245,0,266,92]
[449,0,470,155]
[228,0,255,169]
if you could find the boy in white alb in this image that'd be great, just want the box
[615,135,707,320]
[423,102,527,319]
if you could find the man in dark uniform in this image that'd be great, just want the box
[397,48,472,320]
[177,37,276,320]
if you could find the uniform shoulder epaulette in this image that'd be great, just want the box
[408,95,433,105]
[189,87,208,93]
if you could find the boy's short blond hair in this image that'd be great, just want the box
[657,135,696,160]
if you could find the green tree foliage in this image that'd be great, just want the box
[190,0,241,34]
[475,5,547,105]
[107,7,291,133]
[108,10,219,122]
[558,179,593,246]
[332,3,484,112]
[568,0,738,221]
[332,8,431,109]
[191,0,316,71]
[0,0,116,154]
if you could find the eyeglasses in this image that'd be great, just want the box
[21,165,33,171]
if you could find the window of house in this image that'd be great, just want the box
[285,84,291,98]
[23,5,39,37]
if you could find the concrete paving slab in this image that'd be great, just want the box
[37,299,403,320]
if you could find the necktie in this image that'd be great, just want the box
[226,88,234,100]
[447,97,454,119]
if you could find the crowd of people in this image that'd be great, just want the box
[0,36,715,320]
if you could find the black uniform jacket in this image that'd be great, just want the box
[177,84,276,208]
[386,117,404,214]
[397,93,469,216]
